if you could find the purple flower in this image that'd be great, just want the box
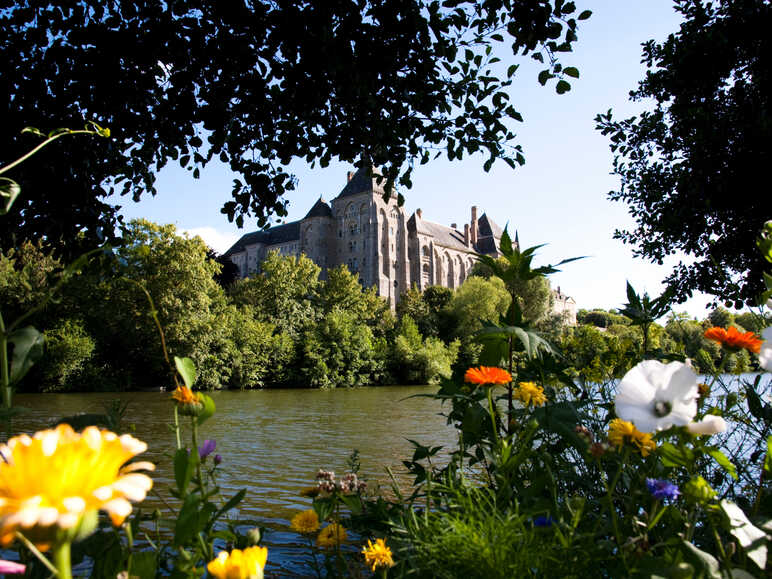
[213,454,223,466]
[646,478,680,501]
[533,515,555,527]
[199,439,216,460]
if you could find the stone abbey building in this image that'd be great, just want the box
[224,166,507,307]
[224,166,577,322]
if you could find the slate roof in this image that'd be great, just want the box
[408,215,472,253]
[304,196,332,219]
[336,166,385,198]
[478,213,503,239]
[408,212,503,255]
[224,221,301,256]
[475,236,499,255]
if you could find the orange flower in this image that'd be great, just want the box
[171,386,200,405]
[464,366,512,386]
[704,326,761,354]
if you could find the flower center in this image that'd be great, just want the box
[653,400,672,417]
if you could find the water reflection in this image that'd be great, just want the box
[9,386,455,575]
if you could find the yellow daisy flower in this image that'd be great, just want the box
[607,418,656,457]
[207,546,268,579]
[316,523,347,548]
[290,509,319,534]
[362,538,395,571]
[513,382,547,407]
[0,424,154,548]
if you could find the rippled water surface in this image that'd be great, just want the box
[10,387,455,575]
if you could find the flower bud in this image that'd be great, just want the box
[246,528,262,546]
[687,415,727,435]
[574,425,593,444]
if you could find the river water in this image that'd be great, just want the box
[8,387,456,575]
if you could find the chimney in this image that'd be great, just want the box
[347,171,353,182]
[470,206,478,245]
[416,208,422,219]
[451,223,457,229]
[464,223,470,246]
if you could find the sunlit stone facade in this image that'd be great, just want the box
[224,167,507,308]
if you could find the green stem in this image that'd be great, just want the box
[52,541,73,579]
[0,129,98,177]
[0,310,11,410]
[15,532,58,576]
[486,386,500,444]
[507,335,514,435]
[711,525,731,572]
[603,449,630,569]
[191,417,203,485]
[174,406,181,450]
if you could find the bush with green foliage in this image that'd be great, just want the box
[393,316,460,384]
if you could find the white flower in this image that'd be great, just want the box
[687,415,727,435]
[759,327,772,372]
[615,360,698,432]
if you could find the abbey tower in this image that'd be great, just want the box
[225,166,510,308]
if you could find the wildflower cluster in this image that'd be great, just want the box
[315,468,366,496]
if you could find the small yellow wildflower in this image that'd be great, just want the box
[514,382,547,407]
[362,538,395,572]
[0,424,154,548]
[632,430,656,456]
[290,509,320,534]
[207,546,268,579]
[607,418,656,457]
[316,523,347,548]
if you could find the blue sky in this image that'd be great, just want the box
[112,1,720,319]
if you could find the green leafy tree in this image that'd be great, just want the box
[393,316,459,384]
[595,0,771,306]
[229,252,321,339]
[734,310,771,334]
[708,307,734,329]
[196,303,293,390]
[446,276,511,337]
[33,319,95,393]
[55,220,225,390]
[301,307,378,388]
[0,241,63,324]
[316,264,393,335]
[396,285,432,335]
[2,1,590,252]
[471,256,553,323]
[558,325,634,385]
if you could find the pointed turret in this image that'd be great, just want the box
[304,196,332,219]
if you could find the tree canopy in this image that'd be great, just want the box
[596,0,770,307]
[1,0,589,253]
